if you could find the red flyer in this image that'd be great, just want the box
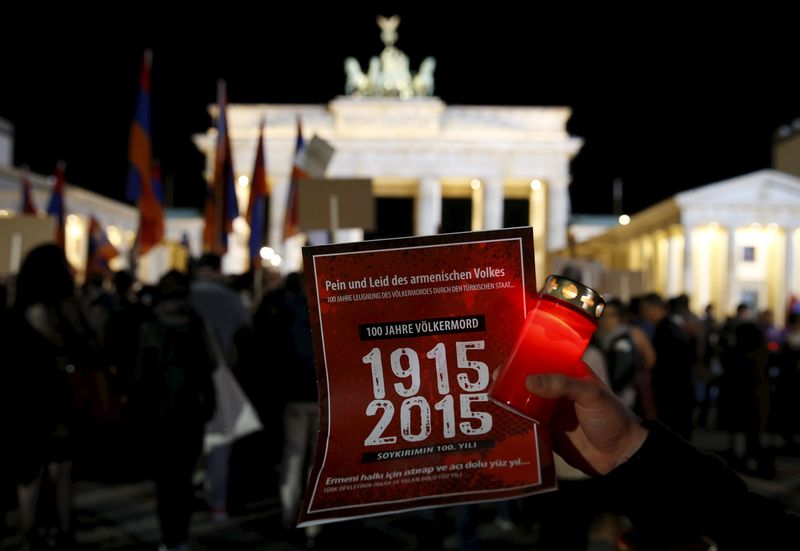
[298,228,556,526]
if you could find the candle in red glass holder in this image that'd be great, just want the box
[490,275,605,423]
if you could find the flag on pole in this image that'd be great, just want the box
[247,118,269,267]
[152,158,165,203]
[126,50,152,204]
[125,50,164,256]
[19,166,37,214]
[139,161,165,255]
[46,161,67,248]
[87,216,119,275]
[282,116,307,241]
[203,80,239,255]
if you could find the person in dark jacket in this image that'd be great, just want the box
[189,253,254,520]
[7,244,95,548]
[594,299,639,407]
[640,293,696,439]
[263,272,318,529]
[136,270,216,551]
[526,366,800,549]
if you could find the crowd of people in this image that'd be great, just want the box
[0,245,316,550]
[1,244,799,549]
[536,291,800,549]
[591,292,800,479]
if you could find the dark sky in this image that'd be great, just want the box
[2,9,799,217]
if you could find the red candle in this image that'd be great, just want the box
[490,275,605,423]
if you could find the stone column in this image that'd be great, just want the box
[665,231,679,297]
[529,182,547,289]
[682,225,693,295]
[415,176,442,236]
[726,226,736,314]
[481,176,504,230]
[471,182,483,231]
[546,176,570,252]
[786,227,796,301]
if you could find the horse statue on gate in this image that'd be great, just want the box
[412,57,436,97]
[342,15,437,99]
[345,57,369,96]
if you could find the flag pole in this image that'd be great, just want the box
[254,260,263,307]
[329,194,339,244]
[613,177,623,217]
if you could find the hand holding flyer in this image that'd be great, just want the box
[299,228,556,527]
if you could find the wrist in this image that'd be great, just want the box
[613,421,649,471]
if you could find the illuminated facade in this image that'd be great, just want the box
[193,98,582,285]
[0,164,202,282]
[563,170,800,324]
[189,16,581,280]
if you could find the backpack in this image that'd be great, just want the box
[606,332,639,395]
[136,303,216,425]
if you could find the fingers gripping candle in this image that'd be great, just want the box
[489,275,605,423]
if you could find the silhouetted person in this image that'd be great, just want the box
[136,270,216,551]
[7,244,92,548]
[697,303,722,428]
[189,253,254,519]
[269,272,318,531]
[105,271,147,411]
[774,313,800,453]
[80,271,113,342]
[594,299,639,407]
[104,270,150,474]
[718,315,771,476]
[640,293,695,439]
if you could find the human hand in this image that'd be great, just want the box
[526,364,649,476]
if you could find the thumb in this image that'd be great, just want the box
[525,367,606,409]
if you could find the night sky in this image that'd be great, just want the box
[2,9,798,218]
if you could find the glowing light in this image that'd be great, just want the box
[751,223,762,229]
[491,283,599,422]
[106,225,123,247]
[618,214,631,226]
[270,255,282,267]
[708,222,719,230]
[67,214,80,224]
[470,179,481,190]
[124,230,136,243]
[259,246,275,260]
[233,216,248,234]
[238,175,250,187]
[767,223,779,231]
[530,179,542,191]
[67,221,83,239]
[0,209,9,217]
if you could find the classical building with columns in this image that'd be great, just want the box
[193,99,581,284]
[561,170,800,325]
[0,163,202,282]
[193,17,582,284]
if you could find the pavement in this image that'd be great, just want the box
[2,426,800,550]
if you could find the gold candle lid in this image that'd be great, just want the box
[540,274,606,319]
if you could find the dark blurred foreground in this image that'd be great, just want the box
[2,426,800,550]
